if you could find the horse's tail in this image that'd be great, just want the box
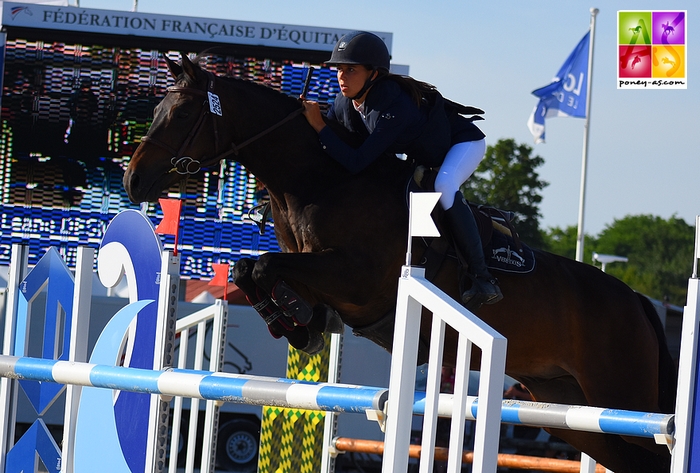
[636,292,678,413]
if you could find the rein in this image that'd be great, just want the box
[141,72,303,175]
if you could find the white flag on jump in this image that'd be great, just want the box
[409,192,441,238]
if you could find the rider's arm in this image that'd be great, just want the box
[318,97,422,174]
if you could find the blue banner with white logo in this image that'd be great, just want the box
[527,31,590,143]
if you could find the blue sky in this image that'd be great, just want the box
[75,0,698,242]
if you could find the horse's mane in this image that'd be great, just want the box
[182,54,301,110]
[219,75,301,109]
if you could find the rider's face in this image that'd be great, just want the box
[336,64,374,102]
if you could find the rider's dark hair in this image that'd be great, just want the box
[373,69,437,108]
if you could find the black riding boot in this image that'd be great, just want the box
[444,192,503,311]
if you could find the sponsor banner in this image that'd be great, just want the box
[1,1,392,53]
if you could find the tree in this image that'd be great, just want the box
[594,215,693,306]
[541,225,597,263]
[542,216,693,306]
[462,138,548,247]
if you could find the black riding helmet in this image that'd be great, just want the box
[327,31,391,100]
[327,31,391,70]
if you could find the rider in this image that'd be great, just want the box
[301,30,502,310]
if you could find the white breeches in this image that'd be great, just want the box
[434,138,486,210]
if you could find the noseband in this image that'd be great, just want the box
[141,72,303,175]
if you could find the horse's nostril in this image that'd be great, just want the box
[124,171,140,197]
[129,173,140,191]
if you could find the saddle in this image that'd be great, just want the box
[472,205,536,274]
[409,168,536,280]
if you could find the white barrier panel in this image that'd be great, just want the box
[169,300,228,473]
[382,266,507,473]
[671,215,700,473]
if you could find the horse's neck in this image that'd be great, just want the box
[221,84,341,193]
[235,130,336,192]
[219,79,409,208]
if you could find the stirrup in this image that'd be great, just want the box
[461,276,503,311]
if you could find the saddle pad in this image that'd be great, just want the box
[484,230,536,274]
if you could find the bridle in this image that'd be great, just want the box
[141,72,303,175]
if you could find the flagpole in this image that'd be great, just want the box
[574,7,599,262]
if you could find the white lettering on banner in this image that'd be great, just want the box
[8,215,57,235]
[182,255,213,277]
[59,217,104,239]
[549,73,584,110]
[563,72,584,95]
[3,2,391,53]
[0,212,104,240]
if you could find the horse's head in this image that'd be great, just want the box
[124,52,397,205]
[123,53,231,203]
[124,52,326,203]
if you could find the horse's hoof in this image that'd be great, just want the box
[281,326,312,351]
[301,330,325,355]
[274,325,324,355]
[232,257,256,283]
[325,314,345,334]
[316,304,344,334]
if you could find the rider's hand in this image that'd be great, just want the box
[300,98,326,133]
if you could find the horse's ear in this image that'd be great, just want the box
[180,52,200,81]
[163,55,182,79]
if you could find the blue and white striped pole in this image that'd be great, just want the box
[0,355,387,414]
[413,392,674,441]
[0,355,673,440]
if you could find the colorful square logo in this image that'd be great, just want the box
[617,10,687,89]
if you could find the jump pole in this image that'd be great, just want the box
[0,356,388,414]
[332,437,607,473]
[0,353,674,440]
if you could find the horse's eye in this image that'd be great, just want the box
[177,112,189,119]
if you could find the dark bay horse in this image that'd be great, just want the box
[123,54,676,473]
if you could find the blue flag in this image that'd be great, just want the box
[527,31,590,143]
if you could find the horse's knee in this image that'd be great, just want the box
[233,258,256,288]
[250,253,277,291]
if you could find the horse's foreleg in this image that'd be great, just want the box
[249,248,401,340]
[233,258,324,354]
[251,249,389,307]
[269,279,314,326]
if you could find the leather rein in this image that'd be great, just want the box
[141,72,303,175]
